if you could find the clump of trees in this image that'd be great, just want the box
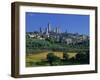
[46,51,89,66]
[47,53,61,66]
[76,51,89,64]
[63,52,69,61]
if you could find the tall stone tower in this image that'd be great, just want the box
[40,27,42,33]
[45,27,49,35]
[48,23,51,32]
[56,27,60,33]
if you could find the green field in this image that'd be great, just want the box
[26,51,79,67]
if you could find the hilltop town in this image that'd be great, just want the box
[26,23,89,45]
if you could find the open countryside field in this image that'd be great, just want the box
[26,51,78,65]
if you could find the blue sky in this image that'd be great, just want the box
[26,12,89,35]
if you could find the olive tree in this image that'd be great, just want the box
[63,52,69,61]
[47,52,60,66]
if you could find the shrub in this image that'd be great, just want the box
[76,51,89,64]
[47,52,61,66]
[63,52,69,61]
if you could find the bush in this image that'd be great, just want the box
[63,52,69,61]
[76,51,89,64]
[47,52,61,66]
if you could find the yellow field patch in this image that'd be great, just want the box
[67,53,77,59]
[26,51,77,62]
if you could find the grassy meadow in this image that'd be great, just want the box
[26,51,80,67]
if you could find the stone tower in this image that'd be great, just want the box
[48,23,51,32]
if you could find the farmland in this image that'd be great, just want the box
[26,51,89,67]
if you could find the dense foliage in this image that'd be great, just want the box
[26,35,89,67]
[26,37,89,54]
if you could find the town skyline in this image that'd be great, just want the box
[26,12,90,35]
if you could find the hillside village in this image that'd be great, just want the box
[26,23,89,45]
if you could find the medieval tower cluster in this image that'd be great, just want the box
[39,23,60,35]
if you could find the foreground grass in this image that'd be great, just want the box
[26,51,78,67]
